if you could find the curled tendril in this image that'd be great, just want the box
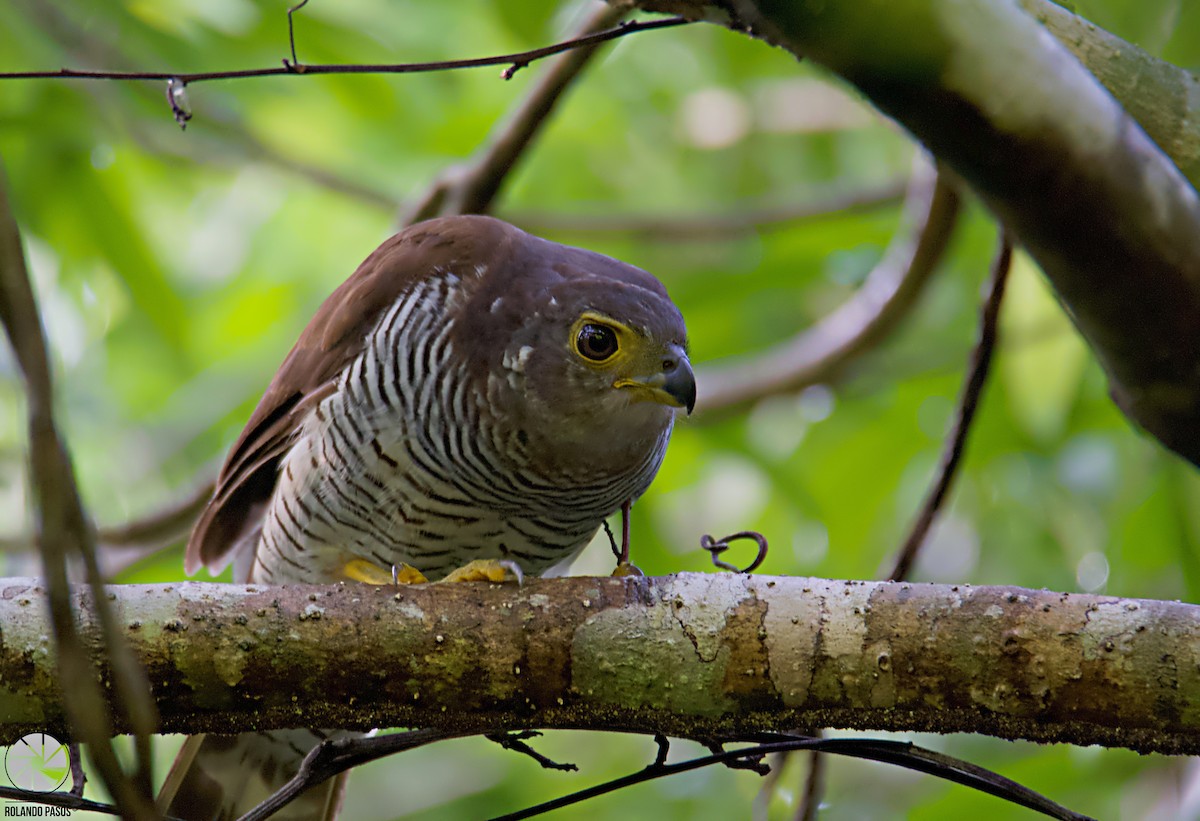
[700,531,768,574]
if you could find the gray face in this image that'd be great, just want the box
[472,274,691,477]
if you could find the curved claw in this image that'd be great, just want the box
[342,558,430,585]
[611,561,644,577]
[441,558,524,585]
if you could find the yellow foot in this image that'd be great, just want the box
[341,559,429,585]
[441,559,524,585]
[611,561,645,577]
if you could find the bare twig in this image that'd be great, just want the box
[795,745,826,821]
[487,731,579,772]
[68,740,86,797]
[511,179,906,239]
[401,3,629,224]
[651,733,671,767]
[887,232,1013,582]
[701,531,769,573]
[287,0,309,68]
[221,726,1089,821]
[693,158,961,419]
[0,164,158,818]
[489,734,1093,821]
[236,729,464,821]
[0,16,689,86]
[0,785,180,819]
[704,739,770,774]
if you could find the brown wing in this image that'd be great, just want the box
[186,215,521,575]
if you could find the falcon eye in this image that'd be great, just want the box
[576,323,619,362]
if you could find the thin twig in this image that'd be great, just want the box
[489,734,1093,821]
[701,531,769,573]
[0,17,690,85]
[0,785,185,819]
[704,739,770,774]
[795,745,826,821]
[487,731,578,772]
[287,0,309,67]
[68,740,86,797]
[888,232,1014,582]
[694,157,961,419]
[0,166,157,816]
[236,728,465,821]
[652,733,671,767]
[401,2,629,224]
[226,727,1089,821]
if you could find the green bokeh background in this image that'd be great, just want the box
[2,1,1199,818]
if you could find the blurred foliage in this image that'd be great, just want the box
[2,0,1200,819]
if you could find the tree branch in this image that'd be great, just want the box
[693,157,960,418]
[1016,0,1200,189]
[1,574,1197,756]
[0,16,690,87]
[510,178,906,239]
[401,3,630,223]
[0,167,157,817]
[888,232,1012,581]
[635,0,1200,466]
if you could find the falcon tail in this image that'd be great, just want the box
[158,731,347,821]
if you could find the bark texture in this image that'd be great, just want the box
[632,0,1200,466]
[2,574,1198,754]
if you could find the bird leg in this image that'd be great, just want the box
[611,499,644,577]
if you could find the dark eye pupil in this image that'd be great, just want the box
[578,324,618,361]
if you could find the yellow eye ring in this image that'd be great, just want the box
[576,323,619,362]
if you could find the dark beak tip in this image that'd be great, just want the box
[670,361,697,416]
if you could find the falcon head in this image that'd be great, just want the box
[454,219,694,475]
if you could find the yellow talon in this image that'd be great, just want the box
[342,558,428,585]
[393,563,430,584]
[441,559,524,585]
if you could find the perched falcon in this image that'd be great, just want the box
[159,215,694,819]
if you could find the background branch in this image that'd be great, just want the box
[510,178,906,239]
[0,167,157,818]
[888,232,1012,581]
[693,157,960,418]
[401,2,630,223]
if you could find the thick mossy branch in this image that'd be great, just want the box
[635,0,1200,466]
[1,574,1198,754]
[1016,0,1200,188]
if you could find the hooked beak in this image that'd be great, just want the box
[614,345,697,415]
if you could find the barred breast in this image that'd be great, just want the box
[251,273,670,585]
